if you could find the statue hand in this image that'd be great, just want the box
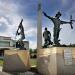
[43,11,47,16]
[69,21,72,24]
[70,21,73,29]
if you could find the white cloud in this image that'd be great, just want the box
[59,1,75,45]
[0,17,9,25]
[0,0,37,49]
[59,24,75,44]
[29,40,37,49]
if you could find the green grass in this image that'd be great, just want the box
[0,60,3,66]
[30,59,37,67]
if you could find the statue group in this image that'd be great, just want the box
[43,11,73,47]
[15,11,74,49]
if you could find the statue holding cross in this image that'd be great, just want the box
[43,11,74,45]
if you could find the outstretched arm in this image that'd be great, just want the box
[43,11,53,20]
[61,21,73,29]
[61,21,70,24]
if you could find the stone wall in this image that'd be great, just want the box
[37,47,75,75]
[3,50,30,72]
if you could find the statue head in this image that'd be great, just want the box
[55,11,62,18]
[45,27,47,31]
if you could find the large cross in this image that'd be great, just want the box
[70,15,75,29]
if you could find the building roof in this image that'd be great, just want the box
[0,47,15,50]
[0,36,11,40]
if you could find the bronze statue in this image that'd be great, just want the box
[16,19,26,49]
[16,19,25,41]
[43,27,53,48]
[43,11,73,45]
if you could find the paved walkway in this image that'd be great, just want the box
[0,66,40,75]
[0,66,11,75]
[0,66,2,72]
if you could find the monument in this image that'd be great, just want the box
[37,4,75,75]
[43,11,73,45]
[3,19,30,72]
[37,0,42,49]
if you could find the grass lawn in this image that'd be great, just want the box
[30,59,37,67]
[0,60,3,66]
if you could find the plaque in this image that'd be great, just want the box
[64,48,72,65]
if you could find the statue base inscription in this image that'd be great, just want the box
[37,47,75,75]
[3,50,30,72]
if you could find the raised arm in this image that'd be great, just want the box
[43,11,53,20]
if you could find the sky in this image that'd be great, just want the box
[0,0,75,49]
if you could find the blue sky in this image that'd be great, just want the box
[0,0,75,49]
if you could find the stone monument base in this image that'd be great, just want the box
[3,50,30,72]
[37,47,75,75]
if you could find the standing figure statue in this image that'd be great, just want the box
[43,27,53,48]
[43,11,72,45]
[16,19,26,49]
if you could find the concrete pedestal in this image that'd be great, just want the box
[37,47,75,75]
[3,50,30,72]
